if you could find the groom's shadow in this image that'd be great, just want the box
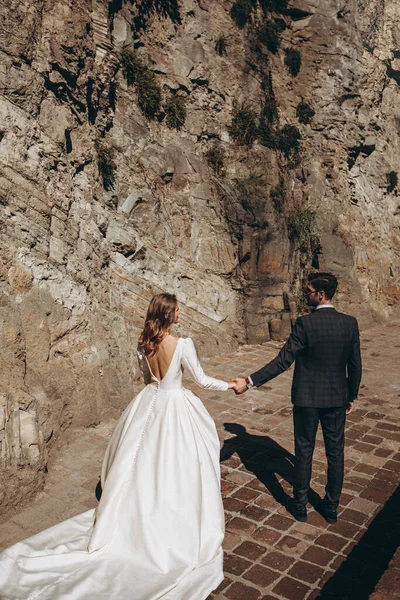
[220,423,321,509]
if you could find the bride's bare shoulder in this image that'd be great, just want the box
[159,335,180,351]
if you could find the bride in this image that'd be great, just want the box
[0,293,234,599]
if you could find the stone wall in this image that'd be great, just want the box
[0,0,399,512]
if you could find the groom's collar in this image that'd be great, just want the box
[316,304,335,310]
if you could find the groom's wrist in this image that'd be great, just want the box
[246,376,254,389]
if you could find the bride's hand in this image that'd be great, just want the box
[231,377,248,395]
[227,379,237,389]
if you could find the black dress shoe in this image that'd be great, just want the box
[318,502,337,524]
[287,500,307,522]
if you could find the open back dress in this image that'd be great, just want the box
[0,337,229,600]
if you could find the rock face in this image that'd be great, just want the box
[0,0,399,512]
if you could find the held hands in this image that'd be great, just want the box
[228,377,248,395]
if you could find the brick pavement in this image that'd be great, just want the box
[0,320,399,599]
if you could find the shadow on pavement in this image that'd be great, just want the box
[317,485,400,599]
[220,423,321,508]
[220,424,400,598]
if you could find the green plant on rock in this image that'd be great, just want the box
[136,69,161,120]
[296,101,315,124]
[258,118,277,149]
[215,35,228,56]
[247,31,263,56]
[259,0,288,15]
[165,94,186,130]
[237,174,269,226]
[287,209,320,255]
[261,71,278,122]
[229,103,258,147]
[277,124,301,159]
[230,0,253,29]
[258,18,286,53]
[138,0,182,24]
[95,140,117,191]
[206,144,226,176]
[121,47,143,86]
[284,47,302,77]
[121,48,161,120]
[270,180,285,212]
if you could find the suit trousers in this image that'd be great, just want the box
[293,405,347,510]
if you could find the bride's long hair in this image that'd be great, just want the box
[138,293,178,356]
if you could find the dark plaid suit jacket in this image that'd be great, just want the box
[250,308,362,408]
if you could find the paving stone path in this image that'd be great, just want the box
[1,321,399,599]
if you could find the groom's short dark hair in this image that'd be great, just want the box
[308,272,338,299]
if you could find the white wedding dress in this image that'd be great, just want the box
[0,338,228,600]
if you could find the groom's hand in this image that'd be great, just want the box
[232,377,248,395]
[346,401,354,415]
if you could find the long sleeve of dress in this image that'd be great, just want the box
[182,338,229,391]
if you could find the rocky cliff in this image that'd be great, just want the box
[0,0,399,512]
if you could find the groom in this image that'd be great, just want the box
[233,273,362,523]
